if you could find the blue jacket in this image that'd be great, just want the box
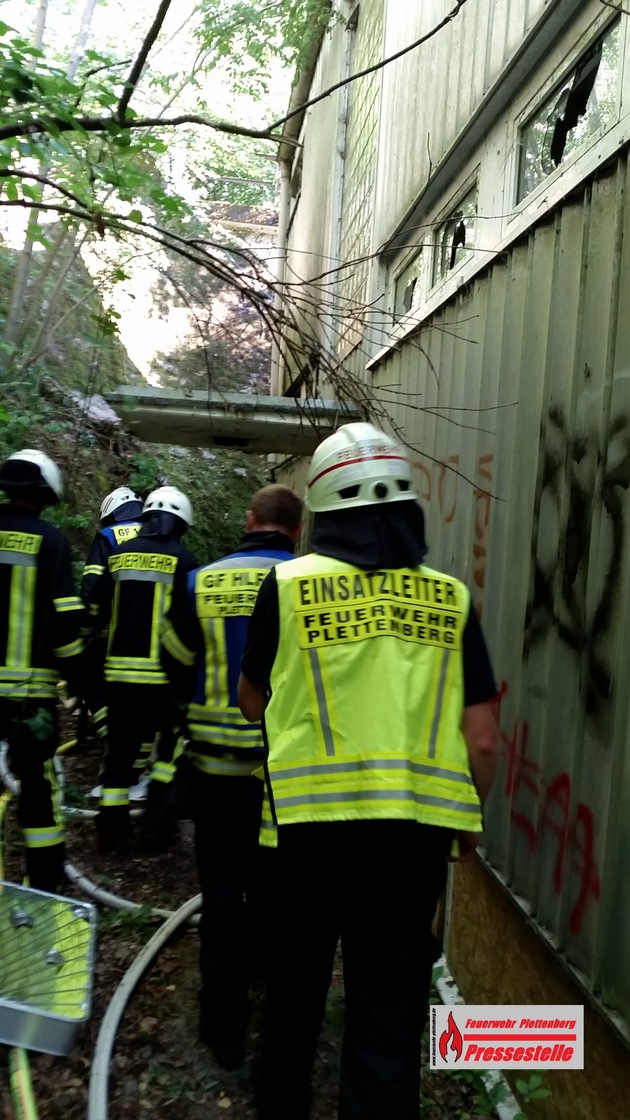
[161,531,294,776]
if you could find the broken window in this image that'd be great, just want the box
[518,18,621,203]
[433,186,477,286]
[393,248,428,321]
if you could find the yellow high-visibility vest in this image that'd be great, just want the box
[261,553,482,845]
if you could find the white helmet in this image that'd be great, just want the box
[306,423,416,513]
[0,448,64,503]
[100,486,140,522]
[143,486,193,526]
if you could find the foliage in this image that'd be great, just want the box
[21,706,55,740]
[443,1069,511,1119]
[514,1072,552,1105]
[194,0,332,98]
[155,445,266,563]
[0,386,266,572]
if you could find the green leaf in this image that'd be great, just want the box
[4,179,18,201]
[127,209,143,223]
[23,707,54,741]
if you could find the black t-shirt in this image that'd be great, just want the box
[241,564,497,707]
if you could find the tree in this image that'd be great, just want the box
[0,0,470,418]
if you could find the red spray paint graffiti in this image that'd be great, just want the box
[472,453,493,613]
[494,682,601,935]
[412,452,494,617]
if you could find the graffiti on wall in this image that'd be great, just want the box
[472,453,493,614]
[495,680,601,936]
[528,404,630,713]
[415,452,494,616]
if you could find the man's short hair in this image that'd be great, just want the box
[250,485,303,532]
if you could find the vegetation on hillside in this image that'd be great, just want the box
[0,0,329,561]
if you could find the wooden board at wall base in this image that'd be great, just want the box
[447,857,629,1120]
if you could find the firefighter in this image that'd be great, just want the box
[91,485,197,854]
[0,448,85,893]
[80,486,143,745]
[238,423,499,1120]
[161,484,302,1069]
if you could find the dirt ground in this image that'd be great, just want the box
[0,724,493,1120]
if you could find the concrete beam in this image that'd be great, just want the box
[106,386,360,455]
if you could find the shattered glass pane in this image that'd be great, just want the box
[393,248,428,321]
[518,19,621,202]
[433,187,477,285]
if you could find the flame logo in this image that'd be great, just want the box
[439,1011,463,1062]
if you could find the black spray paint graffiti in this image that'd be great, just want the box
[525,403,630,715]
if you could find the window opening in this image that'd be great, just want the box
[392,248,428,322]
[432,186,477,286]
[518,19,621,202]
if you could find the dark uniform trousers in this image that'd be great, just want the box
[190,771,264,1051]
[1,698,64,893]
[254,819,451,1120]
[99,682,179,848]
[81,637,109,743]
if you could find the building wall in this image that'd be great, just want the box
[336,0,385,350]
[366,156,630,1030]
[279,0,630,1066]
[373,0,550,244]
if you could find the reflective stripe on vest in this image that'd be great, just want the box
[262,554,482,840]
[0,667,59,699]
[186,552,290,758]
[189,751,261,778]
[23,825,64,849]
[150,760,176,784]
[187,704,263,753]
[100,787,129,808]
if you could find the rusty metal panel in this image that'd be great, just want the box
[362,154,630,1027]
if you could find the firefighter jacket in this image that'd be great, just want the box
[80,520,141,620]
[260,552,483,845]
[0,506,85,699]
[92,533,197,686]
[161,531,295,777]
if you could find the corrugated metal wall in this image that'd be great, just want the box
[360,153,630,1023]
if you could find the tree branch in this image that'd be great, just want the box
[0,168,89,208]
[268,0,469,132]
[0,112,276,144]
[117,0,174,120]
[598,0,630,16]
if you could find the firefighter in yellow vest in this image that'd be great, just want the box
[80,486,142,745]
[0,449,85,893]
[239,423,498,1120]
[161,484,302,1070]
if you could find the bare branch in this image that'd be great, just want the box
[83,58,132,80]
[0,112,276,144]
[0,168,89,208]
[598,0,630,16]
[117,0,174,120]
[269,0,469,132]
